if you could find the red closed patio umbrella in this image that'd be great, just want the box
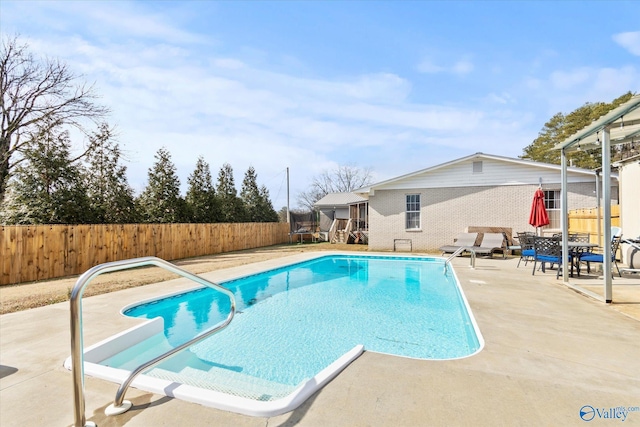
[529,188,550,234]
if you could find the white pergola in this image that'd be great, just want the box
[554,94,640,303]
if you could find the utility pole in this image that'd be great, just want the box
[286,167,291,243]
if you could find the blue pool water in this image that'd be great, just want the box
[101,255,481,397]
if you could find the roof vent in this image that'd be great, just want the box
[473,161,483,173]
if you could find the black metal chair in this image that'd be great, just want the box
[579,235,623,277]
[516,232,536,268]
[569,232,590,243]
[532,236,570,279]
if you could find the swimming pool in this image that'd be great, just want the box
[69,253,483,416]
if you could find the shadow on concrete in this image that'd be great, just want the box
[271,390,322,427]
[86,394,173,427]
[0,365,18,379]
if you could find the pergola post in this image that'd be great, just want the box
[602,128,612,303]
[561,149,569,283]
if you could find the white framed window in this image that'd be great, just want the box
[405,194,421,229]
[544,190,561,229]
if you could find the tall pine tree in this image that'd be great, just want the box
[241,166,262,222]
[258,184,280,222]
[240,166,279,222]
[0,122,90,224]
[83,123,137,223]
[138,147,184,223]
[216,163,246,223]
[186,156,220,223]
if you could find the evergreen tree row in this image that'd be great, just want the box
[0,124,279,225]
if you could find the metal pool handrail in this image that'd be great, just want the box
[444,247,476,273]
[70,256,236,427]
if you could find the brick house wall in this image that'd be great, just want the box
[368,182,602,252]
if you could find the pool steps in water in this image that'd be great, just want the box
[147,366,296,401]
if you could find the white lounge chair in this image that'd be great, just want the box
[439,232,479,255]
[473,233,506,259]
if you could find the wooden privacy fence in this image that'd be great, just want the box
[568,205,620,246]
[1,222,290,286]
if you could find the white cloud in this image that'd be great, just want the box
[524,77,543,91]
[452,59,474,75]
[524,65,640,116]
[212,58,246,70]
[2,2,538,208]
[613,31,640,56]
[485,92,515,105]
[83,43,514,202]
[550,68,591,90]
[343,73,412,103]
[416,57,474,76]
[416,60,445,74]
[589,66,639,98]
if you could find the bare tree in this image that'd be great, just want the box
[297,164,373,210]
[1,35,109,203]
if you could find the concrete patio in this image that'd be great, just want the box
[1,252,639,426]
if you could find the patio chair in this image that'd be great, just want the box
[439,232,479,255]
[532,236,570,279]
[569,232,590,243]
[516,232,536,267]
[611,226,622,239]
[473,233,506,258]
[579,235,623,277]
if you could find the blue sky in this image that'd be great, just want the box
[2,1,639,209]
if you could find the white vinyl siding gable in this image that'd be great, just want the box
[373,158,597,190]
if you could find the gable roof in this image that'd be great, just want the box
[356,152,602,193]
[314,192,368,207]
